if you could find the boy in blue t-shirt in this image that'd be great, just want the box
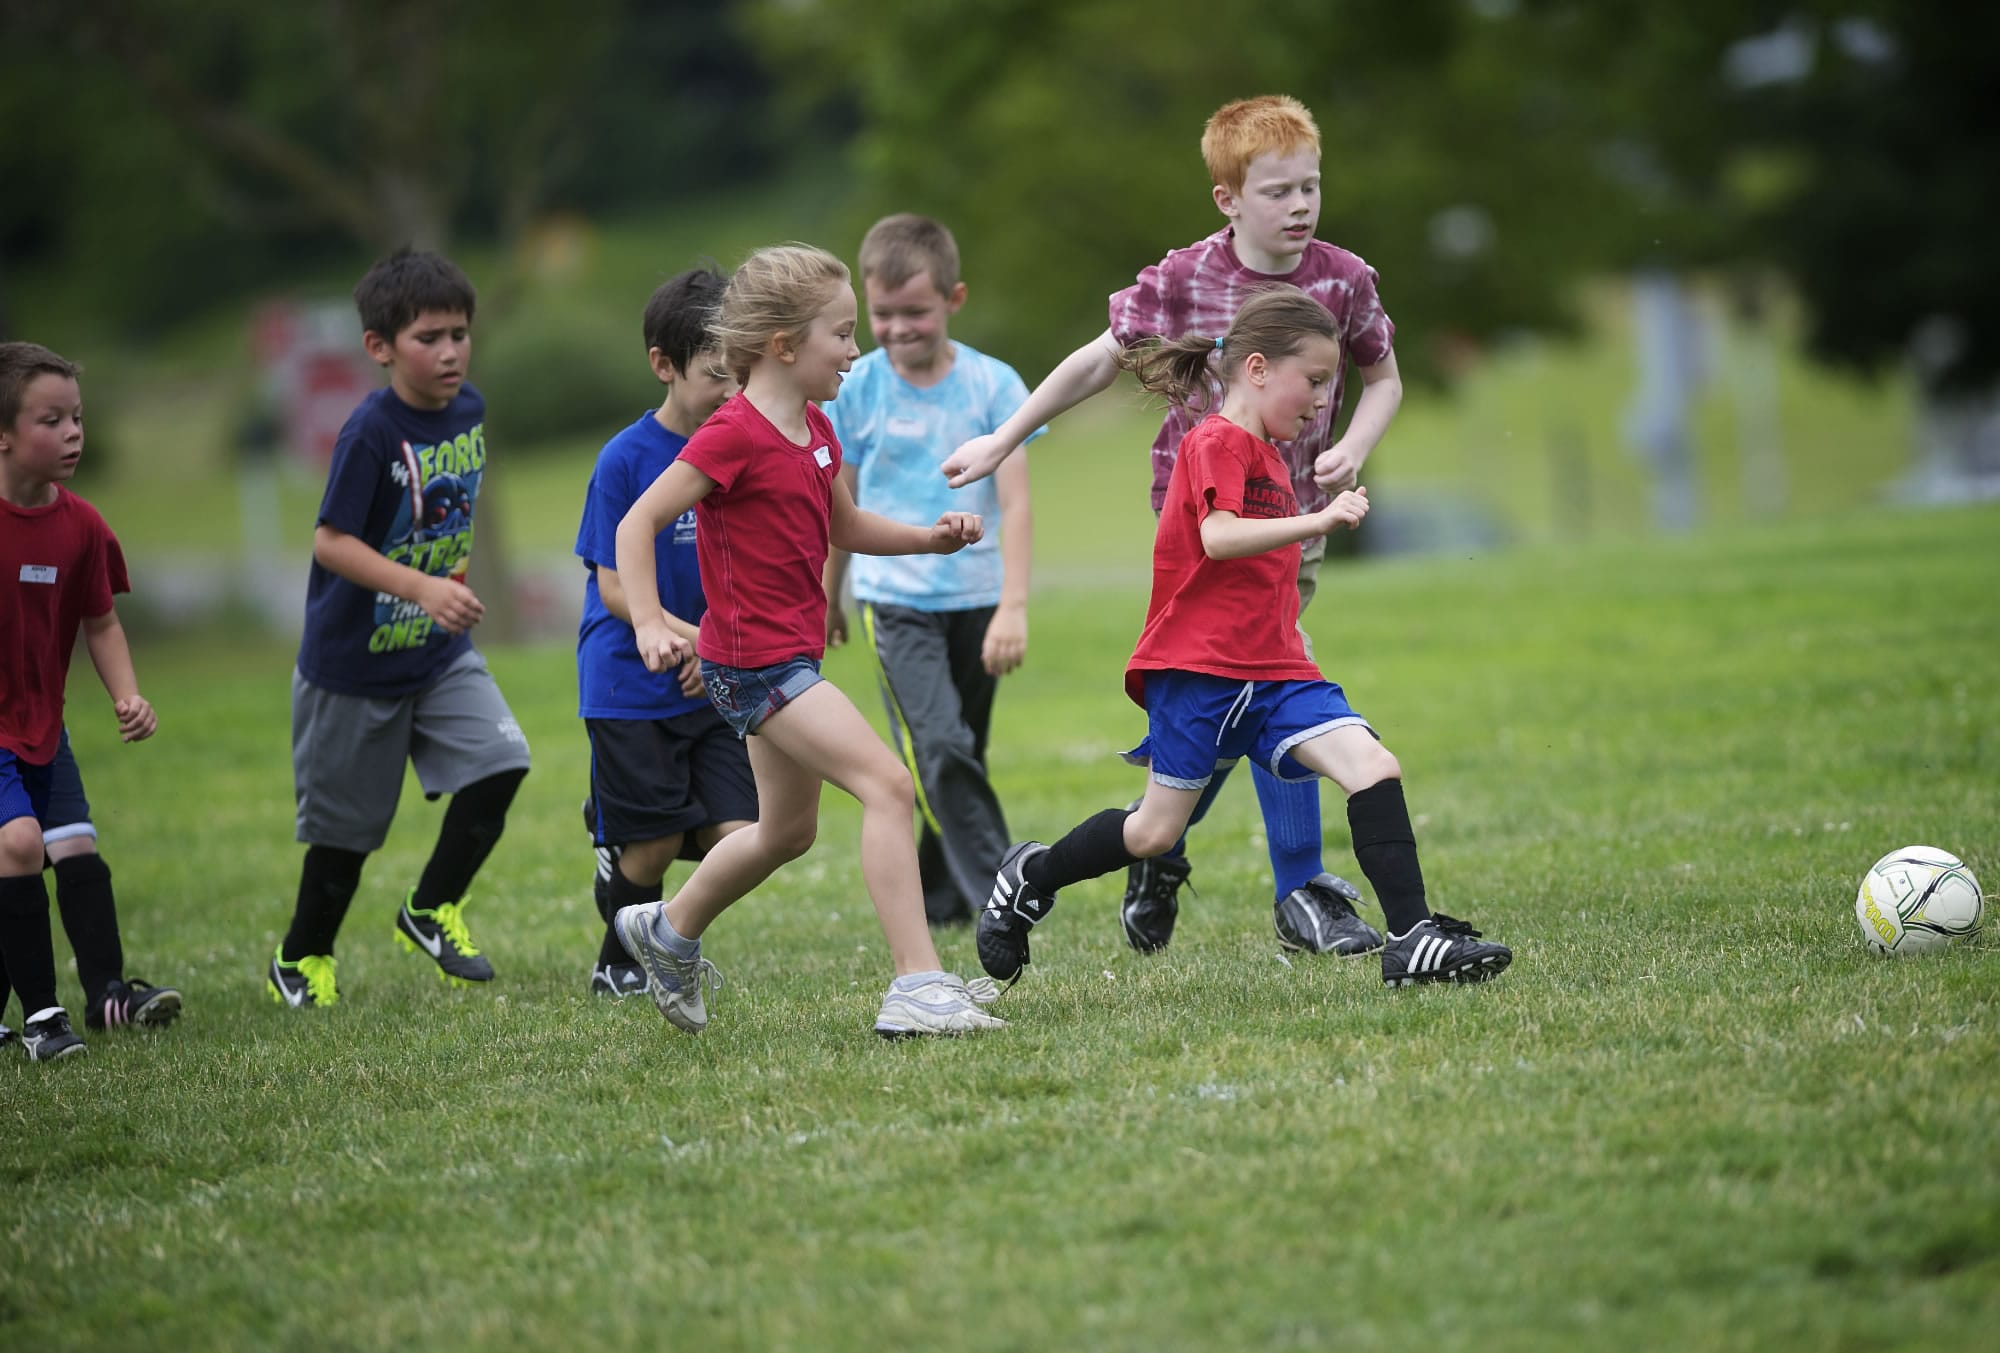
[575,266,756,995]
[823,215,1041,924]
[266,249,533,1008]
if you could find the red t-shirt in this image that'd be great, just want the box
[1,488,130,763]
[1125,416,1323,706]
[679,393,843,668]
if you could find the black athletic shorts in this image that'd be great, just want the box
[585,708,757,848]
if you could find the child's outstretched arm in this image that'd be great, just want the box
[80,606,156,742]
[830,476,982,557]
[942,329,1121,488]
[315,526,485,634]
[1200,488,1369,561]
[982,451,1031,675]
[615,460,712,672]
[1313,352,1404,492]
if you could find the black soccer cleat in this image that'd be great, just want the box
[1380,913,1512,987]
[87,978,184,1031]
[977,841,1053,983]
[22,1008,88,1062]
[1275,873,1383,956]
[394,890,496,984]
[1120,851,1192,953]
[589,962,648,998]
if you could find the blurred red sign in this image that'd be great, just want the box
[252,299,380,466]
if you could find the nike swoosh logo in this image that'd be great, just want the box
[407,917,445,958]
[276,975,308,1007]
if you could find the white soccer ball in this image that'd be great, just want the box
[1855,846,1984,956]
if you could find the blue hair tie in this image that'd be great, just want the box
[1214,336,1224,351]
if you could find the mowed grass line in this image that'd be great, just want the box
[3,505,1997,1351]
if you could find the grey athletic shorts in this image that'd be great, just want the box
[292,649,533,852]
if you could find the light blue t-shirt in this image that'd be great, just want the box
[825,343,1043,611]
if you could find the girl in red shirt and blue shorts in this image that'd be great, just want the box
[976,288,1514,992]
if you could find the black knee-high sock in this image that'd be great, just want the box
[1346,779,1430,936]
[54,853,123,1007]
[282,845,367,961]
[0,943,11,1019]
[598,863,659,967]
[412,768,526,910]
[1025,808,1141,894]
[0,873,59,1015]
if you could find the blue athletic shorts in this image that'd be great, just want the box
[1123,670,1372,789]
[700,656,823,738]
[0,748,56,830]
[43,728,95,843]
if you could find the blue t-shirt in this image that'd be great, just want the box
[297,385,486,697]
[575,412,707,719]
[824,344,1042,611]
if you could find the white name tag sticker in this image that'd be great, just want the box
[19,564,57,584]
[886,415,927,438]
[812,445,832,468]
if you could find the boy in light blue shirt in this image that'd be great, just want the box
[824,215,1042,925]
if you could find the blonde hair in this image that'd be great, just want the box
[1117,286,1339,412]
[1202,95,1321,194]
[709,244,852,384]
[858,213,961,296]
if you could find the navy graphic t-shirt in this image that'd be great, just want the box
[574,411,708,719]
[297,384,487,697]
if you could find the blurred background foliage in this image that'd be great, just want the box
[0,0,1992,633]
[5,0,1991,388]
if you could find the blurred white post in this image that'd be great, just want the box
[1622,271,1706,532]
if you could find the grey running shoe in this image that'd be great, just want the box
[1120,851,1192,953]
[874,973,1007,1038]
[590,962,648,998]
[1274,873,1383,956]
[22,1008,87,1062]
[1381,914,1512,987]
[978,841,1053,983]
[0,1023,15,1055]
[614,902,724,1033]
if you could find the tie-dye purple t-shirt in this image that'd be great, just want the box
[1108,228,1395,513]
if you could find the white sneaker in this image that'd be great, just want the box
[874,972,1007,1038]
[614,903,724,1033]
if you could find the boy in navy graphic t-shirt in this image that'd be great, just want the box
[267,249,532,1009]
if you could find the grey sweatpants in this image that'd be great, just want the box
[862,601,1010,923]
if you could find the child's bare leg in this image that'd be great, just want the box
[754,682,938,976]
[662,737,823,940]
[1120,780,1206,859]
[1285,725,1401,796]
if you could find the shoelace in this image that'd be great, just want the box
[431,901,481,956]
[1427,913,1483,939]
[297,954,340,1003]
[683,956,724,1003]
[960,976,1002,1005]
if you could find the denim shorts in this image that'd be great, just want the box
[700,656,824,737]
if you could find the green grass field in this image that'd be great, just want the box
[4,500,1997,1350]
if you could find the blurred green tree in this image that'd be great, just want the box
[744,0,1997,395]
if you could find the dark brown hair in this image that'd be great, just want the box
[0,341,82,428]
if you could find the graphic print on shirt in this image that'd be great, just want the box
[371,423,485,654]
[1240,475,1294,521]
